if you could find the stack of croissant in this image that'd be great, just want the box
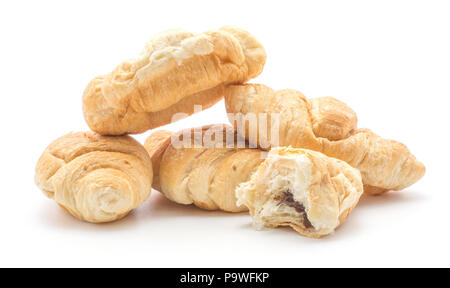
[35,26,425,238]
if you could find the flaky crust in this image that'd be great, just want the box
[83,26,266,135]
[144,125,265,212]
[35,132,153,223]
[144,130,173,192]
[225,84,425,194]
[236,147,364,238]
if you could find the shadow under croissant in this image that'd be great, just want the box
[357,189,426,207]
[147,193,320,241]
[320,189,427,240]
[235,189,426,241]
[38,189,425,238]
[38,200,141,231]
[146,192,248,219]
[38,191,247,230]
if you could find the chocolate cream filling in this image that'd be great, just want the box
[277,191,313,229]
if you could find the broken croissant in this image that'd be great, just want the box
[236,147,364,238]
[145,125,363,238]
[83,26,266,135]
[144,125,265,212]
[35,132,153,223]
[225,84,425,195]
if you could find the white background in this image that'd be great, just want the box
[0,0,449,268]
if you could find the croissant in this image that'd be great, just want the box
[35,132,153,223]
[225,84,425,194]
[236,147,364,238]
[144,125,265,212]
[83,26,266,135]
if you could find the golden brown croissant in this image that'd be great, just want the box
[236,147,364,238]
[83,26,266,135]
[35,132,153,223]
[225,84,425,194]
[144,125,265,212]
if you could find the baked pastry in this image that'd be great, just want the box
[144,125,265,212]
[35,132,153,223]
[83,26,266,135]
[236,147,364,238]
[225,84,425,194]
